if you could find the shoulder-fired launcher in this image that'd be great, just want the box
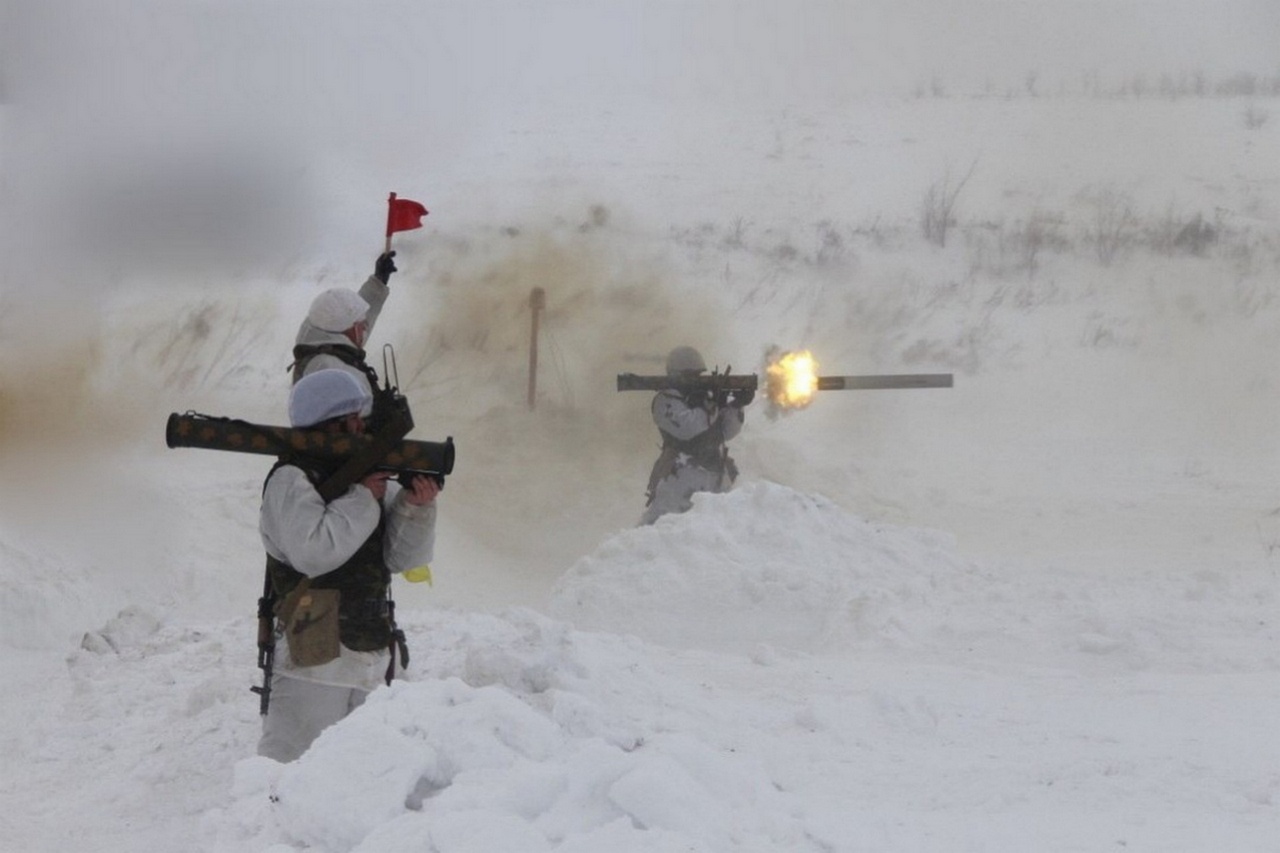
[616,372,759,393]
[616,372,952,393]
[165,412,455,501]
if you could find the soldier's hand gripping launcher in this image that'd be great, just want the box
[165,407,455,502]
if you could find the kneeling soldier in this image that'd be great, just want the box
[640,346,753,525]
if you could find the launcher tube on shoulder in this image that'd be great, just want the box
[165,412,455,498]
[616,373,759,393]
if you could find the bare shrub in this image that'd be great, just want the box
[1217,72,1259,97]
[1192,70,1208,98]
[1243,106,1269,130]
[851,215,890,250]
[1173,214,1218,255]
[771,241,799,263]
[721,217,749,250]
[921,161,977,248]
[1122,73,1149,99]
[1082,188,1136,266]
[1014,213,1067,276]
[579,204,610,231]
[1079,310,1140,349]
[813,221,848,265]
[146,300,274,390]
[669,222,717,250]
[964,214,1067,279]
[1150,207,1218,257]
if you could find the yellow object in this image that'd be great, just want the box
[403,565,433,585]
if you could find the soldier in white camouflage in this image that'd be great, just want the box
[639,346,753,525]
[257,369,439,762]
[289,251,400,431]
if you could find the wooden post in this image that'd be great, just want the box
[527,287,546,410]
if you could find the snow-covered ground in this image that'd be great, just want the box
[3,3,1280,851]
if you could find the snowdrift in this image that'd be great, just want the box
[548,480,1278,672]
[205,480,1280,852]
[549,480,975,655]
[219,486,972,851]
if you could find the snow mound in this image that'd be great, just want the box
[547,483,1280,673]
[548,480,983,655]
[217,608,807,852]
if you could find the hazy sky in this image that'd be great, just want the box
[1,0,1275,280]
[6,1,1277,141]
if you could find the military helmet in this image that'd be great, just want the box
[289,368,373,427]
[665,345,706,375]
[306,288,370,333]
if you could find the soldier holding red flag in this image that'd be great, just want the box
[288,193,429,431]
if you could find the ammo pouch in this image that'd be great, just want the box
[277,582,341,667]
[339,598,394,652]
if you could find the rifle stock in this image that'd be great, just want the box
[165,412,455,497]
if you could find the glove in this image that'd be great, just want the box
[730,387,755,407]
[683,390,715,410]
[374,251,398,284]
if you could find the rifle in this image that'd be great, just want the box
[250,572,276,716]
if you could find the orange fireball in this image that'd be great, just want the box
[766,350,819,410]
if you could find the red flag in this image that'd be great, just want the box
[386,192,428,237]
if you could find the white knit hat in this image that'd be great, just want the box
[306,288,369,333]
[289,369,373,428]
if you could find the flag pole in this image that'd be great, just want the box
[384,192,396,254]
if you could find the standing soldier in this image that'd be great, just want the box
[257,368,439,763]
[640,346,754,525]
[290,251,399,428]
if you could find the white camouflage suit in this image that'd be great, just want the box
[292,274,390,393]
[639,389,745,525]
[257,464,437,762]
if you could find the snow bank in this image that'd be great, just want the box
[208,482,1280,851]
[549,480,989,655]
[216,607,806,852]
[548,480,1280,672]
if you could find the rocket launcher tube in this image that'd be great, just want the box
[615,373,759,393]
[616,373,952,392]
[165,412,455,500]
